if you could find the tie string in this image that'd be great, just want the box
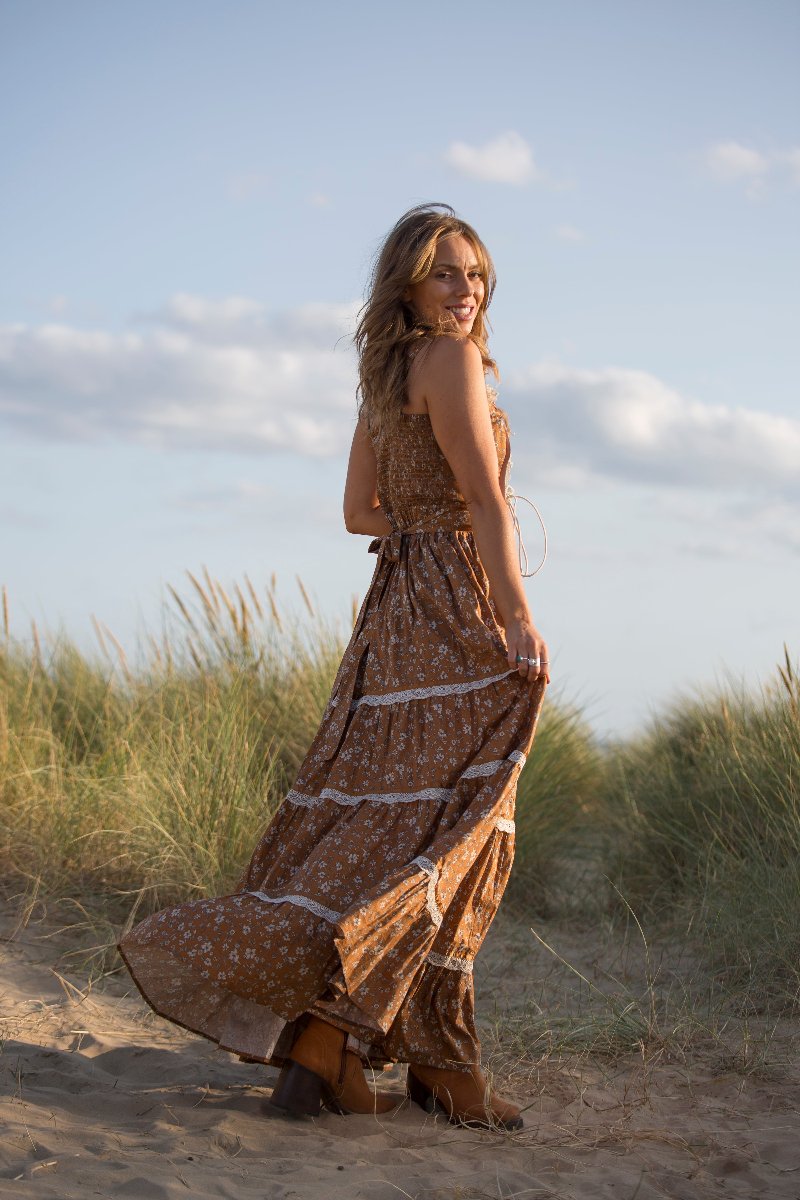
[505,487,548,579]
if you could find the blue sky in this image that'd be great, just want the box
[1,0,798,737]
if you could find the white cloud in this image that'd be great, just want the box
[0,504,45,530]
[226,171,271,202]
[505,361,800,497]
[777,147,800,187]
[171,480,277,511]
[148,293,265,327]
[653,492,800,560]
[444,131,537,185]
[0,296,360,457]
[3,302,798,508]
[168,478,343,535]
[706,140,800,194]
[707,140,769,181]
[554,223,585,242]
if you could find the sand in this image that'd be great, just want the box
[2,908,798,1200]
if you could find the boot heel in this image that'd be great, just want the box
[270,1060,325,1118]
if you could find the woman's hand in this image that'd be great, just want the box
[504,617,550,685]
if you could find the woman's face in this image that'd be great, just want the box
[404,234,486,334]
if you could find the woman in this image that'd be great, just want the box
[118,203,549,1131]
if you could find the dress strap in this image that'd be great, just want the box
[505,487,548,578]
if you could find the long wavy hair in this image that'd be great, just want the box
[355,203,497,438]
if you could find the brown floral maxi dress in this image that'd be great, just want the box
[119,390,547,1072]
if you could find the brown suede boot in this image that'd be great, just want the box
[270,1016,403,1118]
[406,1063,523,1130]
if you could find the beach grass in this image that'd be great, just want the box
[0,574,342,930]
[510,697,604,915]
[596,645,800,1015]
[1,578,797,1023]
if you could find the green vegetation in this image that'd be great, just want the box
[1,578,797,1019]
[510,699,603,915]
[601,646,800,1012]
[0,573,344,923]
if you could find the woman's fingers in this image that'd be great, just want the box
[536,641,550,684]
[510,641,550,682]
[509,644,531,673]
[505,622,549,683]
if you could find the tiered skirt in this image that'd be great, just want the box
[118,529,546,1070]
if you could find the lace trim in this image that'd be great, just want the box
[425,950,474,974]
[286,789,323,809]
[247,890,342,925]
[352,669,517,710]
[411,856,443,927]
[496,818,516,834]
[462,753,522,780]
[461,759,504,780]
[287,752,525,810]
[287,784,453,809]
[248,859,450,934]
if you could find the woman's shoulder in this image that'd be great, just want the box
[410,335,484,395]
[403,336,480,413]
[415,333,482,368]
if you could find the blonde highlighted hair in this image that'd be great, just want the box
[355,203,497,437]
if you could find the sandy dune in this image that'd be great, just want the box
[2,910,798,1199]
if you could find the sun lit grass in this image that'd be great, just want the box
[600,645,800,1013]
[1,577,796,1020]
[0,573,345,921]
[510,697,604,915]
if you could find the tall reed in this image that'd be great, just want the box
[602,646,800,1011]
[0,574,593,934]
[0,574,345,920]
[2,579,796,1014]
[510,698,604,915]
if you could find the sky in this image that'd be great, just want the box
[1,0,798,739]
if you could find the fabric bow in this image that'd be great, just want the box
[368,529,405,563]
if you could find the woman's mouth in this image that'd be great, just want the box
[446,305,475,322]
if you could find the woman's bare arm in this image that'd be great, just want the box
[342,416,394,537]
[419,337,549,682]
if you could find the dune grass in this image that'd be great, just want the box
[599,645,800,1014]
[1,577,797,1026]
[509,699,604,915]
[0,574,597,939]
[0,574,345,929]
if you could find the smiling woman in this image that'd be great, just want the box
[353,205,497,441]
[118,203,550,1132]
[404,238,486,332]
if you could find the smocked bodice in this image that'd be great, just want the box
[369,389,510,532]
